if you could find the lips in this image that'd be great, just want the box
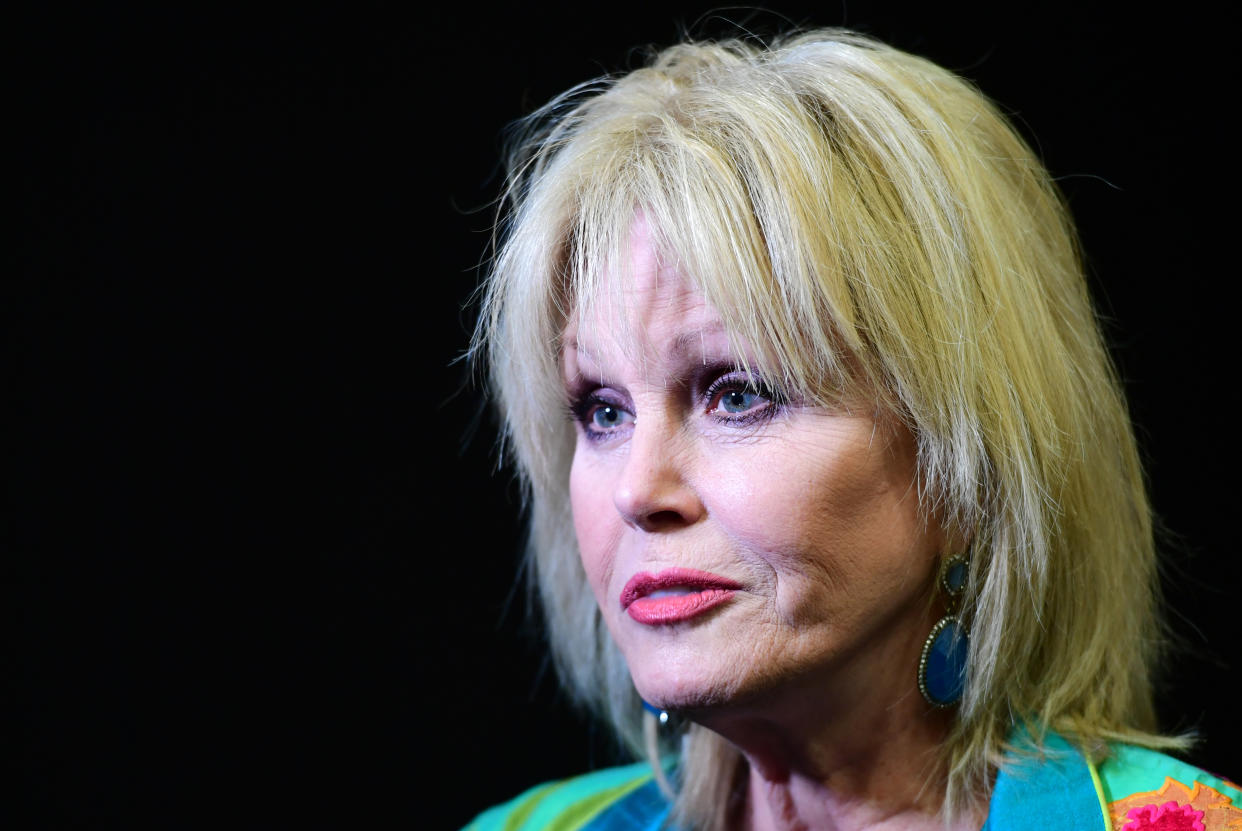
[620,568,742,625]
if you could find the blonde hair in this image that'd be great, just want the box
[473,29,1179,828]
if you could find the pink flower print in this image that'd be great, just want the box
[1109,776,1242,830]
[1122,800,1206,831]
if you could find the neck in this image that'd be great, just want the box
[732,710,975,831]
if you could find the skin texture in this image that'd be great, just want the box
[561,220,984,830]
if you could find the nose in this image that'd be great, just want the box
[613,414,705,532]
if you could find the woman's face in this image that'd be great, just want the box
[561,223,945,716]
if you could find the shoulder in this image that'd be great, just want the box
[1097,742,1242,830]
[462,762,673,831]
[986,728,1241,831]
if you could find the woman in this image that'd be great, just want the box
[466,29,1239,830]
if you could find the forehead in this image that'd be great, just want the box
[561,218,738,369]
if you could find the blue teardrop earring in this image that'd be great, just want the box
[917,553,969,707]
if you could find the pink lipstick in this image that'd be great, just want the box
[620,568,742,625]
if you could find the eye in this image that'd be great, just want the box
[588,402,634,432]
[705,373,780,422]
[568,391,635,440]
[718,389,763,414]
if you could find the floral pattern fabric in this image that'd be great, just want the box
[1109,777,1242,831]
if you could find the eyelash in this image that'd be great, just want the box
[567,392,632,441]
[567,371,783,441]
[704,373,782,423]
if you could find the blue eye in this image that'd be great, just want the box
[705,372,782,423]
[591,404,633,430]
[567,389,635,440]
[719,389,761,413]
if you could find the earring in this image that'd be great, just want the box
[917,553,969,707]
[641,700,676,797]
[642,699,670,725]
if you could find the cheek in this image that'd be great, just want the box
[704,432,932,595]
[568,448,617,602]
[701,440,853,555]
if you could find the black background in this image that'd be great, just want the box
[10,3,1238,827]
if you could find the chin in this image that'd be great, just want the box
[627,651,751,713]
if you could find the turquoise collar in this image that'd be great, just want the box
[582,728,1104,830]
[983,728,1105,830]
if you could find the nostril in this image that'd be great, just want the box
[640,509,689,531]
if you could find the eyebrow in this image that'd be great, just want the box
[670,322,730,360]
[565,320,731,357]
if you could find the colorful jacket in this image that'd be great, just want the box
[465,732,1240,830]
